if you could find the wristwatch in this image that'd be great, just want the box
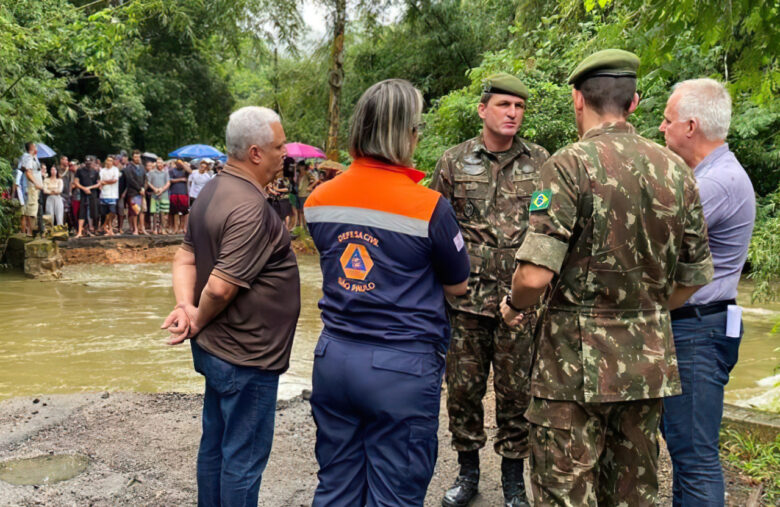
[504,294,522,313]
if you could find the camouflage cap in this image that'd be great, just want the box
[482,73,529,100]
[568,49,640,86]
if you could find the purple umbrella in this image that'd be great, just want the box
[285,142,326,159]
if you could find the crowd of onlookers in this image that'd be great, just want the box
[9,143,336,238]
[262,157,339,231]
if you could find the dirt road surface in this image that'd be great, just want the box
[0,387,755,506]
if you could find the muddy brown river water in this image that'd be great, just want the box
[0,255,777,406]
[0,257,323,401]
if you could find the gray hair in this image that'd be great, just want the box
[672,78,732,141]
[349,79,423,167]
[225,106,281,161]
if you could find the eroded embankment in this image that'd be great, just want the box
[58,233,316,265]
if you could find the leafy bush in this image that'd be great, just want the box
[414,47,579,175]
[721,429,780,503]
[748,185,780,302]
[0,197,20,244]
[414,0,779,192]
[0,158,18,243]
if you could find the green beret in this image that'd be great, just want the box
[482,73,529,100]
[567,49,640,86]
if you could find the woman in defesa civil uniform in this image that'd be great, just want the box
[304,79,471,506]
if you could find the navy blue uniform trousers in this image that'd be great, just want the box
[310,334,445,506]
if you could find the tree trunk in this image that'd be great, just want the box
[272,47,281,115]
[325,0,346,161]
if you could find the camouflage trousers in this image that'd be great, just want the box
[525,396,663,506]
[445,309,536,459]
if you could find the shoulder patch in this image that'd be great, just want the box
[529,190,552,211]
[453,231,465,251]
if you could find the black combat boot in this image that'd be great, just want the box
[441,450,479,507]
[501,457,530,507]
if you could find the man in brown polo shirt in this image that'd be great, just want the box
[162,106,300,507]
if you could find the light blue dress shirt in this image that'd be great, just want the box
[687,143,756,305]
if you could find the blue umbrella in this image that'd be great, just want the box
[36,143,56,158]
[168,144,224,159]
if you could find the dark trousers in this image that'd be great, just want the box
[190,341,279,507]
[445,310,535,458]
[79,192,98,222]
[310,334,444,506]
[36,191,46,234]
[661,310,741,506]
[63,195,76,230]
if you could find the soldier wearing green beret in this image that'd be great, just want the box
[500,49,713,505]
[432,73,549,507]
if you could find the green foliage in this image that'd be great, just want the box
[348,0,520,101]
[0,0,297,170]
[0,0,81,235]
[747,185,780,302]
[414,89,479,171]
[721,429,780,503]
[728,102,780,196]
[414,0,779,299]
[230,45,331,149]
[48,0,300,157]
[0,0,300,238]
[227,0,524,153]
[0,158,20,245]
[0,198,21,245]
[1,0,777,245]
[0,0,79,161]
[417,0,779,186]
[601,0,780,193]
[415,46,578,173]
[583,0,612,11]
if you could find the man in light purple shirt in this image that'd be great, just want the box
[659,78,756,506]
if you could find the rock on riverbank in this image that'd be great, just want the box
[0,388,758,506]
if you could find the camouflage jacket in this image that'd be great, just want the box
[431,134,550,317]
[514,121,713,403]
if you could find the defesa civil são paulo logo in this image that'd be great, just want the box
[338,243,376,293]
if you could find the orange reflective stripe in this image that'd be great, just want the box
[305,158,440,222]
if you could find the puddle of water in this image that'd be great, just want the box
[0,454,89,485]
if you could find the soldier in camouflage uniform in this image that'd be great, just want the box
[431,73,549,507]
[500,50,714,506]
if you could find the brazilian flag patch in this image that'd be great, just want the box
[529,190,552,211]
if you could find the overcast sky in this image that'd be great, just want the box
[298,2,403,44]
[301,1,329,39]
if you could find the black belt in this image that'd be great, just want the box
[670,299,736,321]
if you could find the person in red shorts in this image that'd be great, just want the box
[168,159,191,234]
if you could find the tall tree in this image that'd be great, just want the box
[325,0,347,160]
[0,0,302,239]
